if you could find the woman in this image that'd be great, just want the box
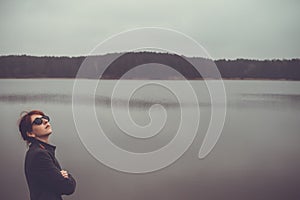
[18,110,76,200]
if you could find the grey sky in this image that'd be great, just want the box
[0,0,299,59]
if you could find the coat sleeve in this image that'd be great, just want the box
[31,150,76,195]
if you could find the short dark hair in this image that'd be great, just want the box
[18,110,45,143]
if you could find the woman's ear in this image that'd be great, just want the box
[27,132,35,138]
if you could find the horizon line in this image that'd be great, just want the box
[0,52,299,61]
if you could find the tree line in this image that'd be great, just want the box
[0,52,299,80]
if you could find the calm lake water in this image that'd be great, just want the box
[0,79,300,200]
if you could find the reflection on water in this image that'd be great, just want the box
[2,93,300,108]
[0,93,184,107]
[0,79,300,200]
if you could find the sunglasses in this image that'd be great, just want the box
[32,115,50,126]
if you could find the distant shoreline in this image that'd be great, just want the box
[1,52,299,80]
[0,77,299,81]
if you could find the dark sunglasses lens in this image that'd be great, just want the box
[32,116,50,125]
[43,115,50,122]
[33,118,43,125]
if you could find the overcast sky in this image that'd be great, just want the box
[0,0,299,59]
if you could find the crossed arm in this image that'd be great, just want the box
[31,151,76,195]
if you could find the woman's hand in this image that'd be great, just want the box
[60,170,69,179]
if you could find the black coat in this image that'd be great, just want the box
[25,139,76,200]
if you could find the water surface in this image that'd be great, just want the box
[0,79,299,200]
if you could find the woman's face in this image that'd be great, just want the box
[29,114,52,139]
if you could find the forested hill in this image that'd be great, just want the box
[0,52,299,80]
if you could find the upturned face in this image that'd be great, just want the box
[28,114,52,139]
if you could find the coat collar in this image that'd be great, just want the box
[31,138,56,155]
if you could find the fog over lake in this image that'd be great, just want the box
[0,79,299,200]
